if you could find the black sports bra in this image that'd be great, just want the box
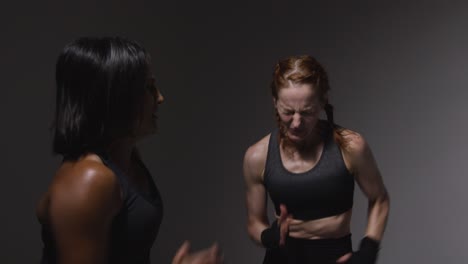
[264,126,354,220]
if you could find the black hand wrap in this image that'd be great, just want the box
[260,220,281,249]
[348,237,380,264]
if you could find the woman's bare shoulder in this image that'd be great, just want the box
[337,127,368,154]
[244,134,271,166]
[52,154,116,189]
[47,154,121,221]
[243,133,272,183]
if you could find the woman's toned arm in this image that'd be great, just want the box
[345,132,390,241]
[336,131,390,263]
[243,137,270,245]
[48,159,121,264]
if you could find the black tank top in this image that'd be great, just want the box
[40,151,163,264]
[264,125,354,220]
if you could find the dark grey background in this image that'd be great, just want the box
[1,0,467,263]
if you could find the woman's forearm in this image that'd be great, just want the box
[365,193,390,241]
[248,219,269,245]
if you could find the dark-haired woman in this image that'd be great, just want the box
[36,37,222,264]
[243,55,389,263]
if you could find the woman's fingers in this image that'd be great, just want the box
[279,204,292,246]
[279,219,288,246]
[278,204,288,227]
[173,242,223,264]
[279,204,288,223]
[336,252,352,263]
[209,243,223,263]
[172,241,191,264]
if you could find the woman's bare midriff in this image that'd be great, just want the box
[277,209,352,240]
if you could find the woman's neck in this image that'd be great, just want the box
[107,137,136,173]
[281,129,323,158]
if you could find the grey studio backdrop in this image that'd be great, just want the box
[1,0,467,263]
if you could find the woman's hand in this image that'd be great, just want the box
[278,204,293,246]
[336,252,352,263]
[172,241,223,264]
[336,236,380,264]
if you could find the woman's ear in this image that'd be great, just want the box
[272,98,277,108]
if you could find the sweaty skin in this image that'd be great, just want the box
[244,129,389,244]
[244,83,389,252]
[37,154,122,264]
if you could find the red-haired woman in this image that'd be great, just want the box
[243,55,389,263]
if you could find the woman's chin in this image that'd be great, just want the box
[287,133,305,143]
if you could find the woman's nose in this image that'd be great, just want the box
[291,113,301,128]
[156,90,164,104]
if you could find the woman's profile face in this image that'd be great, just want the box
[134,75,164,139]
[275,83,323,144]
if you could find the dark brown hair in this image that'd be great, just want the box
[270,55,345,146]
